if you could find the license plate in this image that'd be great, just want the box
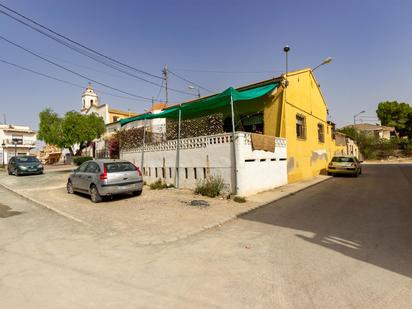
[118,184,133,190]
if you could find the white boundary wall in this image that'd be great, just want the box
[121,132,287,196]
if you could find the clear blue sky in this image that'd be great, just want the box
[1,0,411,130]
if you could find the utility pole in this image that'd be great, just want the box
[162,65,169,105]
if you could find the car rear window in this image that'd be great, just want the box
[16,157,39,163]
[105,162,136,173]
[332,157,354,163]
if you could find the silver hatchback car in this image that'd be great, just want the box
[67,159,143,203]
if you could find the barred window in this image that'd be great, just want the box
[318,123,325,143]
[296,115,306,139]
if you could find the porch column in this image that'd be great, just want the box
[230,95,238,195]
[175,106,182,188]
[141,116,147,170]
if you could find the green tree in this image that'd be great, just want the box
[376,101,412,138]
[37,108,62,145]
[38,109,105,156]
[336,126,358,140]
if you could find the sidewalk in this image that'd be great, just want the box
[0,170,331,245]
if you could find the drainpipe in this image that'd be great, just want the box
[230,95,238,195]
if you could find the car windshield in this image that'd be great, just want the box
[332,157,354,163]
[105,162,136,173]
[16,157,39,163]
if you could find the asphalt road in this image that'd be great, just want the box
[0,164,411,308]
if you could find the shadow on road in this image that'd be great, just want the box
[0,203,22,218]
[241,164,412,278]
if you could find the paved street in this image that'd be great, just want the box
[1,164,412,308]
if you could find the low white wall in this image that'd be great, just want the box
[236,133,287,196]
[121,132,287,196]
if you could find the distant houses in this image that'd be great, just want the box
[0,124,36,164]
[343,123,395,140]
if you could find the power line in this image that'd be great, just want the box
[0,57,152,103]
[0,34,158,101]
[168,69,214,93]
[0,7,166,87]
[0,4,196,97]
[174,68,282,74]
[0,3,163,80]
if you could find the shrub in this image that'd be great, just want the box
[149,179,169,190]
[233,196,246,203]
[195,175,224,198]
[73,156,93,166]
[399,138,412,154]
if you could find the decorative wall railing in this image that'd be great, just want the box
[121,133,233,153]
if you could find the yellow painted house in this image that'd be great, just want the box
[239,68,340,182]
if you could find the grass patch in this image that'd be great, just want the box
[195,175,224,198]
[149,179,171,190]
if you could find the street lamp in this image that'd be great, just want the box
[353,110,365,126]
[188,85,200,98]
[312,57,333,72]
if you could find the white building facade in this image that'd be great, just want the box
[121,132,288,197]
[0,124,37,164]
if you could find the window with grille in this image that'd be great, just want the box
[318,123,325,143]
[296,115,306,139]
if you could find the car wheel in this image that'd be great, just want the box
[132,190,142,196]
[15,169,20,176]
[90,185,102,203]
[67,180,74,194]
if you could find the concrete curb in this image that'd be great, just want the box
[0,182,87,225]
[234,176,332,218]
[143,176,332,246]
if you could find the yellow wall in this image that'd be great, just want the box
[108,110,136,123]
[264,69,339,183]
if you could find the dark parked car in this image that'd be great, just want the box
[7,156,44,176]
[67,159,143,203]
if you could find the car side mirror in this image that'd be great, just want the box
[73,168,79,173]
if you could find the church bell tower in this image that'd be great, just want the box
[81,83,99,112]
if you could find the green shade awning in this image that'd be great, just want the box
[120,83,278,126]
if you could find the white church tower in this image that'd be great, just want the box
[81,83,99,113]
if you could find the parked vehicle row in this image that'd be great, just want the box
[5,155,358,203]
